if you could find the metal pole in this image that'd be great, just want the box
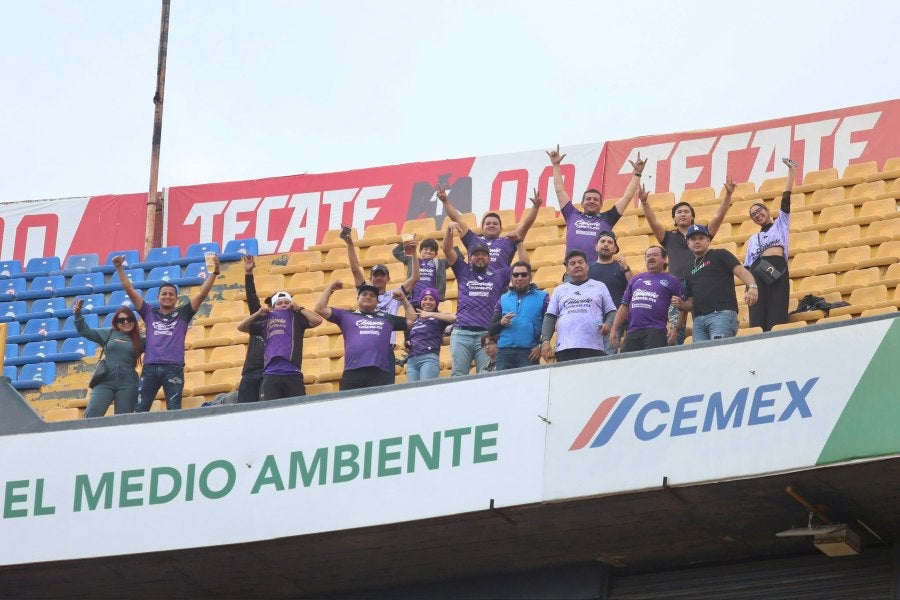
[145,0,171,256]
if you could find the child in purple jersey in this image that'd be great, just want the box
[405,287,456,381]
[443,224,512,376]
[392,237,452,303]
[315,281,416,391]
[113,253,219,412]
[610,246,682,353]
[238,290,323,401]
[437,184,538,267]
[741,158,796,331]
[547,145,646,263]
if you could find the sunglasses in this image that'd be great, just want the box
[115,317,135,324]
[511,272,530,278]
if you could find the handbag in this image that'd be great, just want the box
[88,332,112,389]
[752,257,784,285]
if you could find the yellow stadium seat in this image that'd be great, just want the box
[814,204,855,230]
[813,246,871,276]
[723,200,757,224]
[873,286,900,310]
[865,157,900,182]
[533,265,566,289]
[816,314,853,325]
[192,322,244,349]
[194,345,247,372]
[874,178,900,201]
[533,206,563,227]
[804,187,848,212]
[746,177,787,201]
[791,273,837,299]
[327,288,358,310]
[789,210,817,233]
[401,217,438,238]
[850,197,899,226]
[194,300,246,326]
[237,274,284,299]
[822,161,878,190]
[646,192,675,213]
[736,326,764,337]
[789,251,829,278]
[794,168,838,194]
[361,244,396,267]
[530,245,566,269]
[285,271,326,295]
[306,382,335,395]
[847,180,888,207]
[319,334,346,359]
[44,407,82,422]
[308,248,350,272]
[310,228,357,252]
[270,251,322,275]
[185,325,206,349]
[617,235,650,256]
[808,225,860,253]
[491,209,517,232]
[860,306,898,317]
[356,223,400,248]
[771,321,807,331]
[850,219,900,248]
[183,349,209,372]
[301,335,330,359]
[829,285,889,317]
[882,262,900,289]
[523,226,561,249]
[720,181,756,201]
[178,371,208,397]
[302,358,332,385]
[190,366,243,396]
[858,240,900,269]
[618,214,651,236]
[316,357,345,384]
[679,186,716,206]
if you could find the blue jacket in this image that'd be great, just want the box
[494,285,548,349]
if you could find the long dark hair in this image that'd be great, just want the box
[112,307,143,366]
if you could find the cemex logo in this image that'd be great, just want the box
[569,378,819,451]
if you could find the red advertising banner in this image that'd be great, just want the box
[600,99,900,201]
[0,193,147,264]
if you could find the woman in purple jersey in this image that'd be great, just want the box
[742,158,796,331]
[404,287,456,381]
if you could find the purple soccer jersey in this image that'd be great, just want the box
[138,302,195,364]
[262,309,310,375]
[451,259,511,329]
[461,230,518,267]
[328,308,407,373]
[408,316,445,356]
[622,272,682,331]
[562,203,620,263]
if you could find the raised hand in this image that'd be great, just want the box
[243,254,255,273]
[73,299,84,314]
[546,144,566,166]
[638,183,650,203]
[112,255,125,268]
[723,175,736,195]
[529,187,543,207]
[436,184,449,203]
[782,157,798,169]
[629,151,646,175]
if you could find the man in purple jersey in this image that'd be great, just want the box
[547,145,646,263]
[114,253,219,412]
[437,184,536,267]
[443,223,512,376]
[315,282,416,391]
[610,246,682,352]
[237,291,323,401]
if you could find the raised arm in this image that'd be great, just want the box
[113,255,144,311]
[190,255,220,312]
[547,145,571,209]
[783,158,797,192]
[243,255,262,314]
[613,152,646,215]
[733,264,759,306]
[639,184,666,243]
[443,224,461,266]
[237,306,268,333]
[294,304,324,328]
[510,188,543,240]
[314,280,342,321]
[399,237,419,295]
[72,299,107,344]
[393,289,417,328]
[436,185,469,236]
[343,230,366,288]
[708,175,734,237]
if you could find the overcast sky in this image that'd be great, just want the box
[2,0,898,202]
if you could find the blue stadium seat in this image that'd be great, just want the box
[7,317,61,344]
[0,278,27,299]
[23,257,61,280]
[6,341,57,367]
[73,293,106,315]
[95,290,139,316]
[12,362,56,390]
[0,260,23,279]
[170,242,220,267]
[221,238,259,261]
[63,272,105,297]
[94,268,145,293]
[47,313,98,341]
[47,337,95,362]
[17,275,66,301]
[18,297,72,322]
[142,287,161,308]
[135,246,181,270]
[93,250,141,275]
[135,266,182,290]
[172,261,208,287]
[0,300,27,322]
[3,365,17,382]
[4,339,18,364]
[2,321,21,337]
[54,253,100,276]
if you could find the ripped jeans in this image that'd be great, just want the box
[136,363,185,412]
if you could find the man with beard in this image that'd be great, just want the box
[547,145,645,263]
[610,246,682,352]
[540,250,617,362]
[588,231,633,353]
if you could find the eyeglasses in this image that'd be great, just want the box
[749,208,766,218]
[511,272,530,278]
[115,317,135,324]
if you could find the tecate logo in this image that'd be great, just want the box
[569,378,818,451]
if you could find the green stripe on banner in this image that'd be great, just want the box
[817,318,900,464]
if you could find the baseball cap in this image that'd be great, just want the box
[357,284,380,297]
[270,291,293,305]
[371,264,389,276]
[686,224,710,239]
[469,242,490,256]
[596,231,619,252]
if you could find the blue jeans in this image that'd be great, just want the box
[450,328,488,377]
[496,347,537,371]
[406,353,440,381]
[692,310,738,342]
[136,364,185,412]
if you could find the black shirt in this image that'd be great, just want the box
[684,249,741,316]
